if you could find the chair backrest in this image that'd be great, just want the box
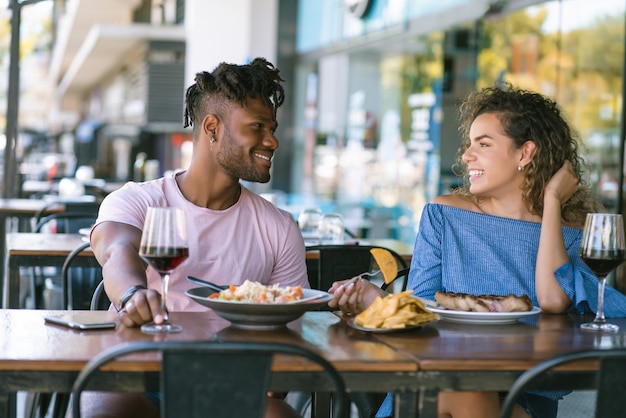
[500,348,626,418]
[306,244,409,292]
[71,341,348,418]
[33,200,100,228]
[34,212,97,234]
[90,279,107,311]
[61,241,106,310]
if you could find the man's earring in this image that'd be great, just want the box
[210,136,216,144]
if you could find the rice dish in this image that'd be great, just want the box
[208,280,303,303]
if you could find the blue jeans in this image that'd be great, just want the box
[498,392,558,418]
[376,392,558,418]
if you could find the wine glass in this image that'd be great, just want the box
[138,207,189,334]
[318,213,345,244]
[298,207,323,245]
[579,213,625,332]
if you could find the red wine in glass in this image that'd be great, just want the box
[138,207,188,334]
[140,247,189,272]
[580,250,625,278]
[579,213,625,332]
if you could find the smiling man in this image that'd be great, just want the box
[86,58,307,417]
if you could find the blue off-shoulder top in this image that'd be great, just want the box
[376,204,626,417]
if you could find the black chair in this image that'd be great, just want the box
[298,244,409,418]
[306,244,410,292]
[90,279,108,311]
[71,341,348,418]
[34,212,98,234]
[61,241,107,310]
[28,212,99,309]
[32,200,100,229]
[500,348,626,418]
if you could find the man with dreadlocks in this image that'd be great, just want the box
[85,57,307,418]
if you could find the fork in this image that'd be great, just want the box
[354,271,380,280]
[341,271,381,289]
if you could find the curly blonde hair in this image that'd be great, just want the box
[452,83,601,226]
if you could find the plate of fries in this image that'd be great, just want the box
[343,291,440,333]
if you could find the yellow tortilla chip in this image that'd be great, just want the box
[354,291,439,329]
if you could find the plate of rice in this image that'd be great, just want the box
[186,280,333,330]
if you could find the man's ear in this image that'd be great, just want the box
[201,114,219,137]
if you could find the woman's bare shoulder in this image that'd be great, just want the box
[431,194,480,211]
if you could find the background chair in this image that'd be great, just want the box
[61,241,107,310]
[32,200,100,229]
[297,244,409,418]
[306,244,410,292]
[500,348,626,418]
[33,211,97,234]
[71,341,348,418]
[28,212,99,309]
[90,279,108,311]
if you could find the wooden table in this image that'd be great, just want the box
[0,309,419,418]
[371,313,626,416]
[20,180,125,198]
[0,200,68,303]
[3,233,95,308]
[0,309,622,418]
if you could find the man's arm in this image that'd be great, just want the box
[91,221,166,327]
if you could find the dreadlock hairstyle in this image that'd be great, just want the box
[183,57,285,131]
[452,82,602,226]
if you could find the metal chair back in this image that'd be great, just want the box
[71,341,348,418]
[500,348,626,418]
[61,241,106,310]
[306,244,409,292]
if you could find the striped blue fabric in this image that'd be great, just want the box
[408,204,626,316]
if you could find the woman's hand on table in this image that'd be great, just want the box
[118,288,166,328]
[328,278,386,316]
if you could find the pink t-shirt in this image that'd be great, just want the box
[92,171,309,312]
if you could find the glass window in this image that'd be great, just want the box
[477,0,626,212]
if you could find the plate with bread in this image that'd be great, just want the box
[427,291,540,324]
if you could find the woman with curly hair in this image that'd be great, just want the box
[329,83,626,418]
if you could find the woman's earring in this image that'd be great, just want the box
[517,165,524,172]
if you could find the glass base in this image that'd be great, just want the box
[141,322,182,334]
[580,321,619,332]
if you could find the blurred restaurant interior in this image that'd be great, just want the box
[2,0,626,255]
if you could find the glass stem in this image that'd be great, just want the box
[594,276,607,324]
[161,273,170,322]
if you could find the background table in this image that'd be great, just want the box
[0,200,67,303]
[3,233,95,308]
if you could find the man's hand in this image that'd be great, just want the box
[118,288,166,328]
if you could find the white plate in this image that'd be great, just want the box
[186,287,333,330]
[427,306,541,324]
